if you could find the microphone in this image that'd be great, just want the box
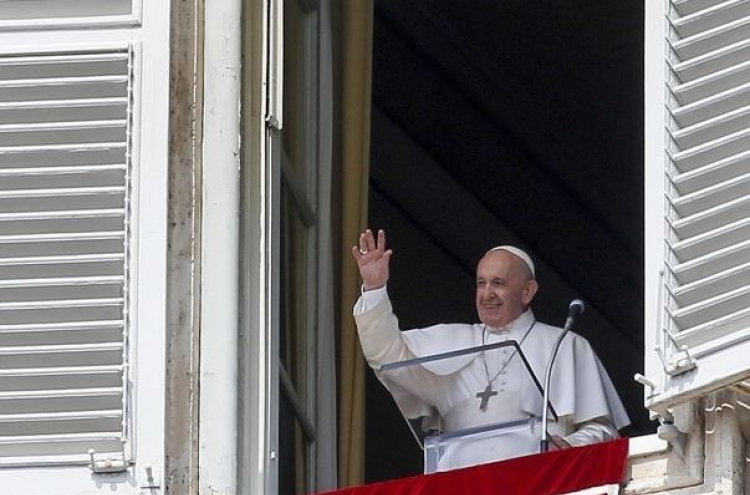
[541,299,585,453]
[564,299,585,331]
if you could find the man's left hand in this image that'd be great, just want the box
[549,435,571,450]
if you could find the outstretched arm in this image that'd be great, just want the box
[564,418,619,447]
[351,229,393,291]
[548,417,619,451]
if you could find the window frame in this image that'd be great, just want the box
[275,0,324,491]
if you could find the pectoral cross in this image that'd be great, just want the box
[476,385,498,411]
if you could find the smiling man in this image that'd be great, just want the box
[475,246,538,329]
[352,229,629,471]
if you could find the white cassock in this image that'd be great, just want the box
[354,287,630,471]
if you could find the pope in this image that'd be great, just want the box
[352,229,630,471]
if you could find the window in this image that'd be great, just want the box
[644,0,750,413]
[0,3,168,494]
[278,0,322,493]
[247,0,336,493]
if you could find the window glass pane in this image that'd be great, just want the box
[279,393,309,495]
[283,0,314,180]
[279,183,309,404]
[277,0,318,492]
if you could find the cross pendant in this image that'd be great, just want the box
[476,385,498,411]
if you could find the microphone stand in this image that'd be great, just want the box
[540,301,583,453]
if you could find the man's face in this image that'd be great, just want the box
[475,251,538,328]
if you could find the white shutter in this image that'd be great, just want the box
[0,50,132,466]
[0,2,169,494]
[644,0,750,412]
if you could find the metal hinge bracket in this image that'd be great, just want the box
[664,346,696,376]
[88,448,127,474]
[141,464,161,490]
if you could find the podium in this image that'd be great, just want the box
[377,339,559,473]
[423,416,543,473]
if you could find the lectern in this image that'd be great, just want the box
[378,339,558,473]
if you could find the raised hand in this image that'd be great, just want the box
[351,229,392,291]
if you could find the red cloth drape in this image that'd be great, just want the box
[317,438,628,495]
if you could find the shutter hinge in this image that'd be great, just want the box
[635,373,659,398]
[655,268,696,378]
[88,448,127,474]
[141,464,161,490]
[664,347,696,376]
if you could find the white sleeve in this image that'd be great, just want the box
[563,417,619,447]
[353,285,388,315]
[353,287,413,367]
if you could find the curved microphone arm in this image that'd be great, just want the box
[540,299,584,453]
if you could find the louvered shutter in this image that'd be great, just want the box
[644,0,750,411]
[0,50,132,466]
[0,2,168,493]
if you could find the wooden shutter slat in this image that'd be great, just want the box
[0,253,123,266]
[672,81,750,125]
[671,126,750,171]
[673,59,750,104]
[674,263,750,306]
[675,311,750,352]
[0,386,121,399]
[0,320,122,334]
[0,75,127,89]
[672,284,750,329]
[672,172,750,215]
[0,54,128,66]
[0,164,126,177]
[672,0,750,38]
[674,0,729,17]
[673,15,750,59]
[672,151,750,193]
[0,120,126,132]
[0,298,123,311]
[671,193,750,238]
[0,232,124,244]
[672,38,750,81]
[0,142,126,155]
[0,343,122,356]
[0,97,127,110]
[0,186,125,200]
[672,218,750,261]
[673,237,750,277]
[0,208,125,221]
[0,364,123,377]
[0,432,123,445]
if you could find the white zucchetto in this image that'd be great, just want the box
[487,245,535,276]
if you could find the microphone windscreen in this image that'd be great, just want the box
[569,299,585,317]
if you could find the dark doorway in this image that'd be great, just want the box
[365,0,647,481]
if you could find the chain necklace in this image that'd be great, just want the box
[476,319,536,411]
